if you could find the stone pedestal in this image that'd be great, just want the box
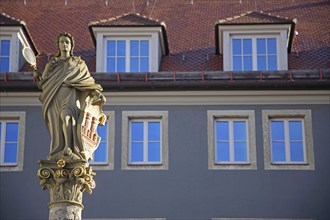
[37,159,95,220]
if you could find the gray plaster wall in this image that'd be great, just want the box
[0,104,329,220]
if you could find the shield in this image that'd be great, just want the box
[77,94,106,161]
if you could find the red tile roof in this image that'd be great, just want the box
[89,13,164,26]
[0,0,329,72]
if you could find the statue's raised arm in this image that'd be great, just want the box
[31,32,106,162]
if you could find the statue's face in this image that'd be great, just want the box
[58,36,72,54]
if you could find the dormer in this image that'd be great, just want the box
[215,11,296,71]
[89,13,169,73]
[0,13,38,72]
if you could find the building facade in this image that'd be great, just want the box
[0,0,329,220]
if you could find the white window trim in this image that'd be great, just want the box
[0,26,34,72]
[230,35,280,71]
[218,24,291,71]
[214,118,251,164]
[0,112,25,172]
[104,37,151,72]
[208,110,257,170]
[269,118,307,164]
[92,27,165,73]
[128,118,162,165]
[122,111,168,170]
[262,109,315,170]
[89,111,115,170]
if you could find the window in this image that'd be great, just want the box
[0,38,11,72]
[0,112,25,172]
[232,37,278,71]
[129,119,161,164]
[89,111,115,170]
[215,119,249,164]
[262,110,315,170]
[208,110,257,170]
[106,39,149,72]
[89,13,169,73]
[122,111,168,170]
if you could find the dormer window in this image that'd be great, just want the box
[0,13,38,72]
[215,11,296,71]
[89,13,169,73]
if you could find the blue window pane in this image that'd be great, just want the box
[234,142,247,161]
[268,55,277,70]
[217,142,229,162]
[257,56,267,71]
[1,40,10,56]
[4,143,18,163]
[6,123,18,142]
[130,40,139,56]
[233,56,242,71]
[117,40,126,56]
[130,58,139,72]
[271,121,285,140]
[257,38,266,54]
[290,142,304,161]
[117,58,126,72]
[148,122,160,141]
[243,39,252,54]
[232,39,241,55]
[267,38,277,54]
[97,122,107,141]
[233,121,246,140]
[107,40,116,56]
[131,142,143,162]
[140,40,149,56]
[272,141,286,162]
[243,56,252,71]
[131,122,143,141]
[216,121,229,141]
[0,57,10,72]
[140,57,149,72]
[93,142,107,162]
[148,142,160,162]
[107,58,115,72]
[0,122,2,143]
[289,121,303,140]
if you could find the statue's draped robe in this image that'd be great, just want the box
[39,56,102,158]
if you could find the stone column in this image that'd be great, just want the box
[37,159,95,220]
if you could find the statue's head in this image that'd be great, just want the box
[55,32,75,57]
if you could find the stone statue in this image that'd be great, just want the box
[34,32,106,162]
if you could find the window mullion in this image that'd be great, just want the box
[284,120,290,162]
[229,120,234,162]
[126,40,130,72]
[143,121,148,163]
[252,38,257,70]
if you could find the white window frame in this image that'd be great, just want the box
[230,35,280,71]
[89,111,115,170]
[214,118,250,165]
[218,24,291,71]
[122,111,168,170]
[91,27,166,73]
[104,37,151,72]
[262,110,315,170]
[269,118,307,164]
[0,112,25,172]
[128,118,162,165]
[208,110,257,170]
[0,26,34,72]
[0,36,11,72]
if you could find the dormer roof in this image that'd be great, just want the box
[0,12,39,55]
